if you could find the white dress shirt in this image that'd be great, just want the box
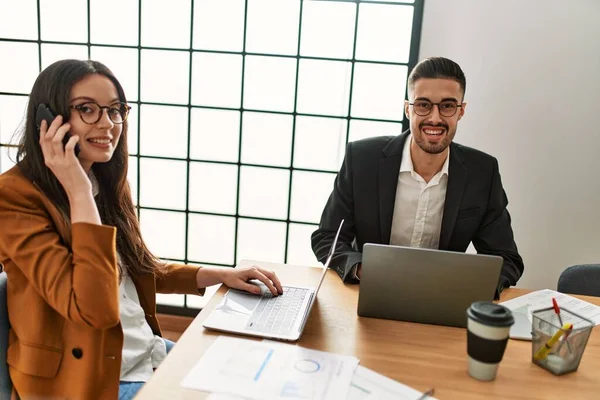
[119,269,167,382]
[389,136,450,249]
[89,171,166,382]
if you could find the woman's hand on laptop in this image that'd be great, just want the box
[222,266,283,296]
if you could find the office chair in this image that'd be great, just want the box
[0,271,11,399]
[557,264,600,297]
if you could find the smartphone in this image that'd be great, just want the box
[35,103,81,157]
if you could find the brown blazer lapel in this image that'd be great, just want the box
[130,272,161,334]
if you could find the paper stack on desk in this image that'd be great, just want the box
[181,336,436,400]
[346,365,437,400]
[181,336,358,400]
[500,289,600,340]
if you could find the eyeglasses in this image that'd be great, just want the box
[70,102,131,125]
[409,100,462,117]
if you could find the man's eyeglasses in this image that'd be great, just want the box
[70,102,131,125]
[409,100,462,117]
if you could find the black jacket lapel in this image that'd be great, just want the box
[379,132,410,244]
[440,144,467,249]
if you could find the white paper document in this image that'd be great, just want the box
[206,365,437,400]
[181,336,359,400]
[207,395,246,400]
[500,289,600,340]
[347,366,437,400]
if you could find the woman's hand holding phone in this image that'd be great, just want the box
[39,115,91,199]
[40,115,101,226]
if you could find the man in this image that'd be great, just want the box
[311,57,523,298]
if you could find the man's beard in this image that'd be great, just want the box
[414,122,452,154]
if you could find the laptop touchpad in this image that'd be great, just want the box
[220,290,261,315]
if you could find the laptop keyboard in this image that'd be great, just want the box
[246,287,309,335]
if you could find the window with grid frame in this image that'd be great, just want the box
[0,0,423,315]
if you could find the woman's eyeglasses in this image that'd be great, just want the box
[70,102,131,125]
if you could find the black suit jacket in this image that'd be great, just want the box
[311,132,524,295]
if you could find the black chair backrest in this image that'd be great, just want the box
[557,264,600,297]
[0,271,11,399]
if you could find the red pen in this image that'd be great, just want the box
[552,297,572,353]
[552,298,564,326]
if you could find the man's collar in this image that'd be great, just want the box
[441,146,450,177]
[399,134,414,173]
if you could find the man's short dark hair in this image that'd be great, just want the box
[407,57,466,98]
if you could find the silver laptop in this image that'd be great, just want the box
[357,243,503,328]
[203,220,344,341]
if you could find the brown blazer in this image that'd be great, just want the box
[0,166,205,399]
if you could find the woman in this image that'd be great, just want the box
[0,59,282,400]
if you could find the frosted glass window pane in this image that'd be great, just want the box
[90,0,138,46]
[239,166,289,219]
[188,214,236,264]
[0,42,39,94]
[140,158,187,210]
[351,63,407,121]
[0,0,37,40]
[142,1,191,49]
[90,46,139,102]
[300,1,356,59]
[191,53,243,108]
[127,156,138,206]
[0,95,28,144]
[241,112,293,167]
[0,147,17,173]
[189,162,238,214]
[140,209,186,260]
[287,223,319,266]
[41,44,88,70]
[237,219,286,263]
[193,0,245,52]
[141,50,189,104]
[243,56,296,113]
[246,0,300,55]
[40,0,87,42]
[156,294,185,307]
[297,59,351,117]
[356,3,413,63]
[126,104,139,155]
[190,109,239,163]
[290,171,336,224]
[349,120,403,143]
[140,105,188,158]
[293,116,346,171]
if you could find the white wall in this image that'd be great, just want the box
[419,0,600,290]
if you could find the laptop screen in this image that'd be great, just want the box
[316,219,344,290]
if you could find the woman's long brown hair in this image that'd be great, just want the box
[16,59,163,276]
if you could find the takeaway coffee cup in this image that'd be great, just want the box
[466,301,514,381]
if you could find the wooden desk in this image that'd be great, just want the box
[138,263,600,399]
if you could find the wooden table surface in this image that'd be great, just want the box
[137,262,600,400]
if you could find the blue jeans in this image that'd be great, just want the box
[118,338,175,400]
